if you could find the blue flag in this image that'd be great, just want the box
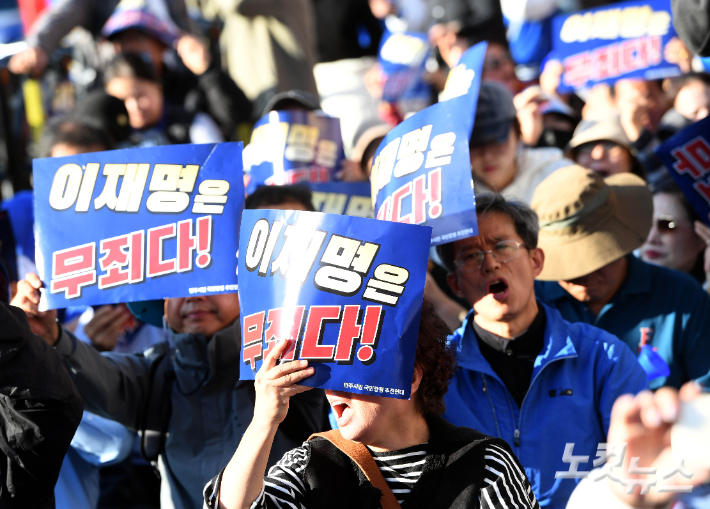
[243,111,345,194]
[552,0,681,92]
[33,143,244,309]
[654,115,710,225]
[371,44,484,246]
[378,29,431,104]
[238,210,431,399]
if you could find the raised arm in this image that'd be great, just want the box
[218,340,314,509]
[10,273,156,430]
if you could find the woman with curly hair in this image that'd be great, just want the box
[204,299,540,509]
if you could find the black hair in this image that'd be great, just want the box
[436,193,539,273]
[360,135,385,176]
[104,52,160,85]
[245,185,316,211]
[39,118,111,158]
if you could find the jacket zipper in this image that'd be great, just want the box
[481,374,502,439]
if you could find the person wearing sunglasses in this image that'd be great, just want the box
[435,192,648,509]
[641,175,709,286]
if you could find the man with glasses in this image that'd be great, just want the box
[532,166,710,391]
[436,192,648,509]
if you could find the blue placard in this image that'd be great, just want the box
[308,182,374,218]
[371,44,484,246]
[33,143,244,310]
[439,42,487,130]
[552,0,681,91]
[238,210,431,399]
[243,111,345,194]
[378,29,431,103]
[654,116,710,226]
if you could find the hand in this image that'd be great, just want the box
[253,340,314,428]
[607,383,710,508]
[664,37,693,74]
[336,159,368,182]
[514,87,545,147]
[84,304,134,351]
[693,216,710,285]
[8,46,48,76]
[10,273,59,345]
[616,89,650,142]
[175,34,211,76]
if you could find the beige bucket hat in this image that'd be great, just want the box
[531,165,652,281]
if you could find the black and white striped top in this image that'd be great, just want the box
[203,441,540,509]
[368,444,427,504]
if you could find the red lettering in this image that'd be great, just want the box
[334,305,362,362]
[243,311,265,370]
[98,235,130,288]
[391,182,412,224]
[300,305,341,360]
[264,306,306,361]
[686,138,710,173]
[147,224,176,277]
[130,231,144,283]
[376,196,392,221]
[672,148,703,178]
[177,219,196,272]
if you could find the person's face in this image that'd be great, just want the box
[483,43,520,94]
[557,256,627,307]
[470,127,518,191]
[447,212,543,324]
[165,294,240,338]
[614,79,669,131]
[574,141,633,177]
[106,76,163,129]
[50,143,105,158]
[675,81,710,122]
[641,193,705,273]
[325,367,422,447]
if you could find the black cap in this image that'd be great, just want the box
[470,82,517,147]
[71,90,131,144]
[262,89,321,117]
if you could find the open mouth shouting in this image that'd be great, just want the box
[486,278,509,301]
[329,398,354,427]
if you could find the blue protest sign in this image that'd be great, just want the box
[439,42,487,130]
[308,182,373,218]
[378,29,431,104]
[371,44,484,246]
[654,116,710,225]
[552,0,681,91]
[33,143,244,310]
[243,111,345,194]
[238,210,431,399]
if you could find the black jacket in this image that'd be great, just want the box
[305,416,515,509]
[0,304,83,509]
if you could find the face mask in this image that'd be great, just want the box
[536,129,574,150]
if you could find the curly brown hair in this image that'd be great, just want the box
[413,298,457,417]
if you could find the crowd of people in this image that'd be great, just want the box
[2,0,710,508]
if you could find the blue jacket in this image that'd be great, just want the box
[442,303,648,509]
[536,255,710,389]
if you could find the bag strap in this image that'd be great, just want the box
[309,430,402,509]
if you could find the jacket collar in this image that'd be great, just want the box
[452,302,578,378]
[170,319,241,392]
